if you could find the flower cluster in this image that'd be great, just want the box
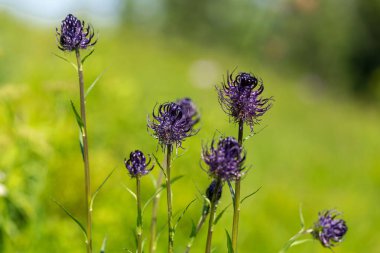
[148,99,199,147]
[217,72,272,130]
[202,137,245,181]
[124,150,153,178]
[311,210,348,248]
[56,14,96,51]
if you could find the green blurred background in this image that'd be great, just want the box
[0,0,379,252]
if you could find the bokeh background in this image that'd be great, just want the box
[0,0,379,252]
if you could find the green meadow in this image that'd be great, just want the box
[1,13,379,253]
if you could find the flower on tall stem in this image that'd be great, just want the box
[202,136,245,181]
[148,100,199,149]
[311,210,348,248]
[217,72,272,131]
[56,14,97,51]
[124,150,153,178]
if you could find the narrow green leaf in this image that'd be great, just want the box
[174,199,196,230]
[214,203,232,225]
[225,230,234,253]
[70,101,84,133]
[290,239,313,247]
[160,175,183,188]
[78,130,84,160]
[53,53,77,70]
[152,154,166,178]
[85,69,107,98]
[123,184,137,201]
[227,180,235,205]
[81,49,95,64]
[240,186,262,204]
[100,236,107,253]
[299,204,305,228]
[90,168,117,211]
[189,219,197,238]
[52,199,87,239]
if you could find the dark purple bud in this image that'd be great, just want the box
[124,150,153,178]
[217,71,272,131]
[311,210,348,248]
[56,14,97,51]
[202,137,245,181]
[206,180,222,202]
[148,101,199,147]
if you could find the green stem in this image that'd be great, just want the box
[166,144,174,253]
[231,119,244,252]
[136,177,143,253]
[149,171,164,253]
[75,49,92,253]
[278,228,312,253]
[185,210,208,253]
[204,179,222,253]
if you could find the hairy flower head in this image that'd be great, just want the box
[202,137,245,181]
[148,100,199,147]
[311,210,348,248]
[124,150,153,178]
[56,14,96,51]
[217,71,272,130]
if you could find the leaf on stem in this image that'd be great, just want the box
[214,203,232,225]
[85,69,107,98]
[81,49,95,64]
[100,236,107,253]
[51,198,87,240]
[240,186,262,204]
[123,184,137,201]
[299,204,305,228]
[90,168,117,211]
[152,154,166,178]
[225,230,234,253]
[227,180,235,204]
[70,100,84,133]
[290,239,313,247]
[174,199,196,230]
[53,53,77,70]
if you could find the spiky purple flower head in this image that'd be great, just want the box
[148,100,199,148]
[202,137,245,181]
[124,150,153,178]
[217,71,272,130]
[311,210,348,248]
[56,14,96,51]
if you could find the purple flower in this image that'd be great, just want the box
[124,150,153,178]
[217,72,272,130]
[56,14,96,51]
[311,210,348,248]
[176,97,200,129]
[148,101,199,147]
[205,180,222,202]
[202,137,245,181]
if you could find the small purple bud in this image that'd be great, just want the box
[124,150,153,178]
[56,14,97,51]
[311,210,348,248]
[206,180,222,202]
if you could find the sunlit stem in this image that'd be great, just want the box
[75,49,92,253]
[204,178,222,253]
[149,171,164,253]
[231,119,244,252]
[136,176,143,253]
[278,228,313,253]
[166,144,174,253]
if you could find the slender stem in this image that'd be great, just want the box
[204,179,222,253]
[185,210,208,253]
[149,171,164,253]
[278,228,312,253]
[166,144,174,253]
[231,119,244,252]
[136,177,143,253]
[75,49,92,253]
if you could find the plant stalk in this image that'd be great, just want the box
[231,119,244,252]
[149,170,164,253]
[75,49,92,253]
[278,228,312,253]
[166,144,174,253]
[204,178,222,253]
[136,176,143,253]
[185,210,208,253]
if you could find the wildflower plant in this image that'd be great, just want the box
[124,150,154,253]
[216,71,272,251]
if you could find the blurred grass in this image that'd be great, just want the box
[0,12,380,253]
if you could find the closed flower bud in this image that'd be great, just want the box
[124,150,153,178]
